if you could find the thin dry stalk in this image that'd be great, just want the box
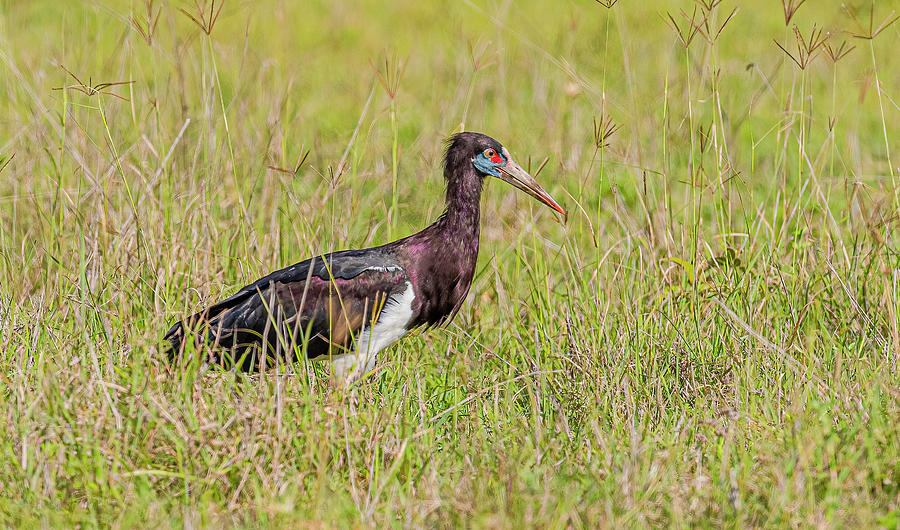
[529,156,551,180]
[694,0,723,11]
[665,6,704,48]
[781,0,806,26]
[131,0,161,45]
[774,24,827,70]
[697,122,713,155]
[179,0,225,36]
[52,65,134,101]
[467,39,498,74]
[693,6,739,44]
[370,53,407,100]
[592,114,621,150]
[0,153,13,175]
[823,39,855,63]
[371,51,407,235]
[267,148,310,176]
[844,4,899,40]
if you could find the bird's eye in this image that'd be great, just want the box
[484,149,496,158]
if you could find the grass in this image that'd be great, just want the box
[1,0,899,526]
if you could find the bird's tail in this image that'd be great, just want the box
[162,320,187,362]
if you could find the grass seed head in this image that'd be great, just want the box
[179,0,225,36]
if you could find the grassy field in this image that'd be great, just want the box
[1,0,899,526]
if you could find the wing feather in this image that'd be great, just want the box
[164,250,410,368]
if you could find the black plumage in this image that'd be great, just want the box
[164,132,565,380]
[164,250,409,370]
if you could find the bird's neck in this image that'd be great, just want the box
[400,170,482,328]
[437,172,483,247]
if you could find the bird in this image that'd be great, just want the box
[163,132,566,385]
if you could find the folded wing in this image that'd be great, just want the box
[164,250,410,369]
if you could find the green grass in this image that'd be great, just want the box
[1,0,899,526]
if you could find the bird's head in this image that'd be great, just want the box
[446,132,566,216]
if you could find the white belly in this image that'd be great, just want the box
[331,281,414,384]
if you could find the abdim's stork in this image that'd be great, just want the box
[164,132,565,384]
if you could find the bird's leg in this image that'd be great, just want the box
[347,387,360,413]
[330,350,379,387]
[330,355,357,386]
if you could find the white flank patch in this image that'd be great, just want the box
[366,265,404,273]
[332,281,414,385]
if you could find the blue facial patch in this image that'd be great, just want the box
[472,150,505,177]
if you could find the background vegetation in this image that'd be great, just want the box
[1,0,899,526]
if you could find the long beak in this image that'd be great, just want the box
[496,148,566,216]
